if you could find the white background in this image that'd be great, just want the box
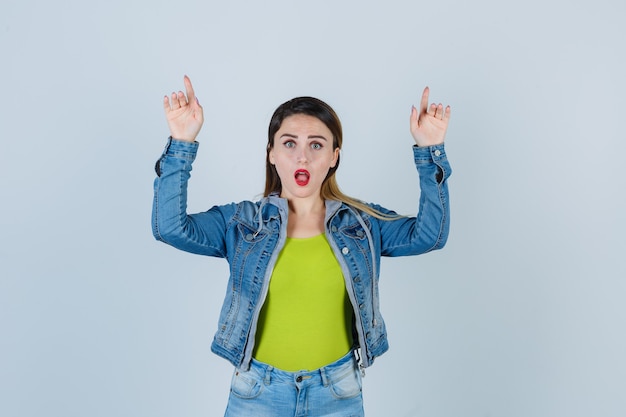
[1,0,624,416]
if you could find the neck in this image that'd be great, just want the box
[287,196,326,217]
[284,196,327,238]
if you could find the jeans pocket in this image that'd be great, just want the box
[329,366,362,400]
[230,369,264,399]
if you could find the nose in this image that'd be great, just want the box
[296,147,309,163]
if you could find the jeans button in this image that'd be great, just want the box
[296,376,303,382]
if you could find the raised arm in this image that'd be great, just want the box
[376,88,452,256]
[163,75,204,142]
[153,76,232,258]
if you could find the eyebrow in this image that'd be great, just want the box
[279,133,329,141]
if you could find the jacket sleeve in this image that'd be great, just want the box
[151,137,233,258]
[376,143,452,257]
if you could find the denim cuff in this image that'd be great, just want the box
[155,137,199,177]
[413,143,446,164]
[163,136,199,159]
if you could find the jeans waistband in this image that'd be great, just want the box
[249,350,357,387]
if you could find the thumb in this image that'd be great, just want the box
[410,105,419,130]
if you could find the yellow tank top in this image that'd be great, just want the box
[253,234,353,371]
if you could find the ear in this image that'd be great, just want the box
[330,147,340,168]
[268,147,275,165]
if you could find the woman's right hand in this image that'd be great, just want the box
[163,75,204,142]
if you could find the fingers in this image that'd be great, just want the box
[163,76,199,113]
[177,91,188,107]
[410,105,418,129]
[424,90,451,121]
[431,104,452,120]
[418,86,451,121]
[419,86,430,115]
[183,75,197,105]
[429,103,445,119]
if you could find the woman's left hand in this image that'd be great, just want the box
[410,87,451,147]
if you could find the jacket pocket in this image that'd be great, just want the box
[237,222,268,243]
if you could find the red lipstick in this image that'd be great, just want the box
[294,169,310,186]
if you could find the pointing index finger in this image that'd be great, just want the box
[183,75,196,104]
[419,86,430,115]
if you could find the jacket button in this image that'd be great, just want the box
[331,226,338,232]
[353,276,361,282]
[342,247,349,255]
[246,233,253,240]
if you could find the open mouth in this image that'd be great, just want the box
[294,169,310,186]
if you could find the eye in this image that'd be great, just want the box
[284,140,295,148]
[311,142,323,150]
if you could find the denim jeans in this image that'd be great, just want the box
[224,351,364,417]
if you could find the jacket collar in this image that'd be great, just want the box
[264,193,345,221]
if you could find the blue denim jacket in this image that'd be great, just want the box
[152,138,451,371]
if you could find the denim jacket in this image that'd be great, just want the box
[152,138,451,371]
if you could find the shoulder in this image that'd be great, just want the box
[341,200,400,222]
[210,197,285,223]
[208,199,260,216]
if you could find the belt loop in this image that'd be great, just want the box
[264,365,273,386]
[320,366,329,387]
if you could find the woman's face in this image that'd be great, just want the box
[269,114,339,201]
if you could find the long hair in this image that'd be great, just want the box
[264,96,395,220]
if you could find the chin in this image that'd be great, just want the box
[282,188,320,200]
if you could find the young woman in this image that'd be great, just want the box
[152,76,452,416]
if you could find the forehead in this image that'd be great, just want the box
[276,114,331,136]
